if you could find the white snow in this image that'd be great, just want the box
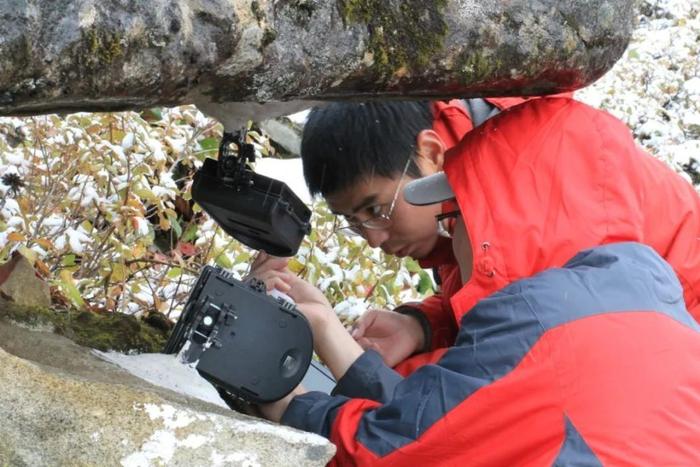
[54,226,92,254]
[254,157,312,205]
[93,351,229,408]
[122,132,135,150]
[334,296,369,321]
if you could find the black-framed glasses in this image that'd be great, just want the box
[436,210,460,238]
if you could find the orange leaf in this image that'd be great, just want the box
[35,259,50,277]
[7,232,25,242]
[36,238,53,249]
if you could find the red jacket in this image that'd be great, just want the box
[280,97,700,465]
[283,243,700,465]
[396,96,700,375]
[393,97,530,372]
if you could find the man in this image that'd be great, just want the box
[299,97,533,373]
[298,96,700,375]
[255,216,700,465]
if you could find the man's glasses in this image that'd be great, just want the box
[337,156,413,235]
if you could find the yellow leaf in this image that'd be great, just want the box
[159,215,171,231]
[288,258,306,274]
[127,197,146,213]
[85,124,102,134]
[17,197,31,213]
[131,243,146,259]
[110,263,129,282]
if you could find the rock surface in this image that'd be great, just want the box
[0,0,637,118]
[0,318,334,466]
[0,254,51,308]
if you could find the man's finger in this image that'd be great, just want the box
[351,309,378,338]
[251,251,289,274]
[258,270,292,293]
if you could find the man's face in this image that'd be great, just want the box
[326,174,443,260]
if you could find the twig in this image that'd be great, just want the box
[124,257,198,275]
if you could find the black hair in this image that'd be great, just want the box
[301,101,433,197]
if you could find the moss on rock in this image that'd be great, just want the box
[456,49,504,84]
[83,28,124,65]
[0,299,169,353]
[339,0,448,79]
[262,27,278,47]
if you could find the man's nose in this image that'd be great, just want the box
[363,228,390,248]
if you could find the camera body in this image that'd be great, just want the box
[192,155,311,257]
[164,266,314,403]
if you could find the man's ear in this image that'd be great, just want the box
[415,129,447,174]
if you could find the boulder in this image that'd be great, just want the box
[0,318,335,466]
[0,0,637,119]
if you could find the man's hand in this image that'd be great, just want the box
[255,267,334,330]
[249,251,289,277]
[249,252,332,327]
[352,309,425,367]
[253,253,366,380]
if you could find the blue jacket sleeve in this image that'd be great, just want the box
[282,350,402,436]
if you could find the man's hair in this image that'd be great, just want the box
[301,101,433,197]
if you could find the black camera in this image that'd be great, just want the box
[165,131,334,406]
[164,266,315,403]
[191,132,311,257]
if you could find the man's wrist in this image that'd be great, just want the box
[394,305,432,353]
[259,385,306,423]
[314,317,364,380]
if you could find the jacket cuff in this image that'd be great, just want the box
[394,305,432,353]
[331,349,403,402]
[280,391,349,438]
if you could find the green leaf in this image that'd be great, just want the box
[110,263,129,282]
[180,223,199,243]
[404,258,422,274]
[133,186,158,203]
[58,270,85,309]
[167,267,183,279]
[417,270,434,294]
[234,251,252,264]
[215,253,233,269]
[62,254,77,267]
[166,211,182,237]
[199,137,219,154]
[140,108,163,122]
